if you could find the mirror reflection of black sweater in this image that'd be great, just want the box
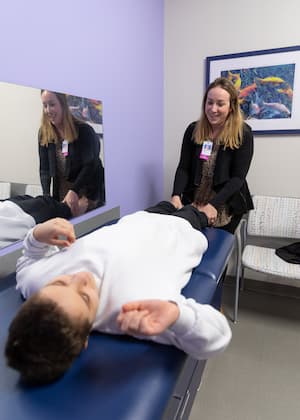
[39,121,104,203]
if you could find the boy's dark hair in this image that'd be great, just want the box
[5,294,91,385]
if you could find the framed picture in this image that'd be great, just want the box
[206,46,300,134]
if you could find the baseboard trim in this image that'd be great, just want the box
[224,275,300,300]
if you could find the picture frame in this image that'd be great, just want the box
[206,46,300,135]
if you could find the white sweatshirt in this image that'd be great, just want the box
[16,211,232,360]
[0,201,35,248]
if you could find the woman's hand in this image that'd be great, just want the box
[33,218,76,247]
[77,196,89,216]
[193,202,217,225]
[171,195,183,209]
[63,190,80,216]
[117,300,179,336]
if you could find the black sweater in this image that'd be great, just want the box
[39,121,103,201]
[172,122,254,215]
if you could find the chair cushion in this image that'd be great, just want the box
[248,196,300,239]
[242,245,300,279]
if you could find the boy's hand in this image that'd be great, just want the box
[33,218,76,247]
[117,300,179,336]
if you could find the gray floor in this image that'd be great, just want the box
[189,281,300,420]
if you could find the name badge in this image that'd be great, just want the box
[199,140,213,160]
[62,140,69,157]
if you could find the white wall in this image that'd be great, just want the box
[164,0,300,200]
[0,83,41,184]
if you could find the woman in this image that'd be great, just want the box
[171,77,254,234]
[39,90,104,216]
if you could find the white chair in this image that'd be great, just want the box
[0,182,11,199]
[25,184,43,197]
[234,195,300,322]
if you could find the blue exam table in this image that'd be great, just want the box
[0,226,234,420]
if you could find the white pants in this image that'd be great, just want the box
[0,201,35,249]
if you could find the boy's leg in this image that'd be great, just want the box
[173,205,208,231]
[13,196,72,223]
[144,201,178,215]
[145,201,208,231]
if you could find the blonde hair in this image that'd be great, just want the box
[39,90,79,146]
[194,77,244,149]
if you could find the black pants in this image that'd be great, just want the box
[145,201,208,231]
[6,195,71,223]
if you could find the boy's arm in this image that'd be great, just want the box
[117,298,232,360]
[32,218,76,247]
[16,218,76,276]
[117,300,180,336]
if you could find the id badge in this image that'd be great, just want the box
[199,140,213,160]
[62,140,69,157]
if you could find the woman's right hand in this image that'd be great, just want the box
[63,190,80,216]
[171,195,183,209]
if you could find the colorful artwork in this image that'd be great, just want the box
[67,95,103,138]
[206,46,300,134]
[221,64,295,120]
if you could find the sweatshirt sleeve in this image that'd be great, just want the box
[165,297,232,359]
[16,228,59,298]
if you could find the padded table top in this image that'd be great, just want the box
[0,227,234,420]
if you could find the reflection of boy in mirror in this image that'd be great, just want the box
[5,203,231,385]
[39,90,104,215]
[0,195,88,249]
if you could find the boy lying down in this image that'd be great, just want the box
[5,201,232,385]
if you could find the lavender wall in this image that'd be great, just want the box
[0,0,164,216]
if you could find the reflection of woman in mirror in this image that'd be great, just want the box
[39,90,104,216]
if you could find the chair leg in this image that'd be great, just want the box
[240,267,245,291]
[233,217,248,322]
[239,219,247,292]
[233,251,241,323]
[234,230,242,323]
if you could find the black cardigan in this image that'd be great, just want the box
[39,121,104,202]
[172,121,254,215]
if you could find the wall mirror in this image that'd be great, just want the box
[0,81,105,251]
